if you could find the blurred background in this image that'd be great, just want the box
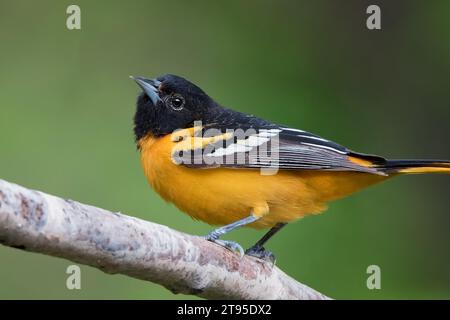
[0,0,449,299]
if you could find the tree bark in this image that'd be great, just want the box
[0,178,329,300]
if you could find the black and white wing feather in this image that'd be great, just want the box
[173,125,386,175]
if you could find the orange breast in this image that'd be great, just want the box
[138,134,387,229]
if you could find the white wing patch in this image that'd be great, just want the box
[207,129,280,157]
[236,135,270,147]
[211,144,253,157]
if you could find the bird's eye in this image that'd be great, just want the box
[169,94,185,111]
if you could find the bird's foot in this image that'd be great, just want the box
[245,245,276,264]
[204,234,244,257]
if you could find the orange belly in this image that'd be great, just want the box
[139,134,387,229]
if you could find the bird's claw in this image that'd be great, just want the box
[204,236,244,257]
[245,246,276,264]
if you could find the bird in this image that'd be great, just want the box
[131,74,450,262]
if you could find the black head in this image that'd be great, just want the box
[132,74,215,141]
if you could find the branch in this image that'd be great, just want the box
[0,178,329,300]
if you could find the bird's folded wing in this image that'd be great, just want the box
[171,125,386,175]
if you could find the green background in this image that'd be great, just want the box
[0,0,449,299]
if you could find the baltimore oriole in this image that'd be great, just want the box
[131,74,450,262]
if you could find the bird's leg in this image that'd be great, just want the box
[245,222,287,263]
[205,215,259,256]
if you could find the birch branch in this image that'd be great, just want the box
[0,178,329,300]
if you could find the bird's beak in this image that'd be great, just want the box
[130,76,162,105]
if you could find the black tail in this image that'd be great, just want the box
[380,159,450,174]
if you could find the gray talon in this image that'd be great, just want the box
[245,246,276,264]
[205,238,244,257]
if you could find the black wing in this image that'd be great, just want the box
[172,124,386,175]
